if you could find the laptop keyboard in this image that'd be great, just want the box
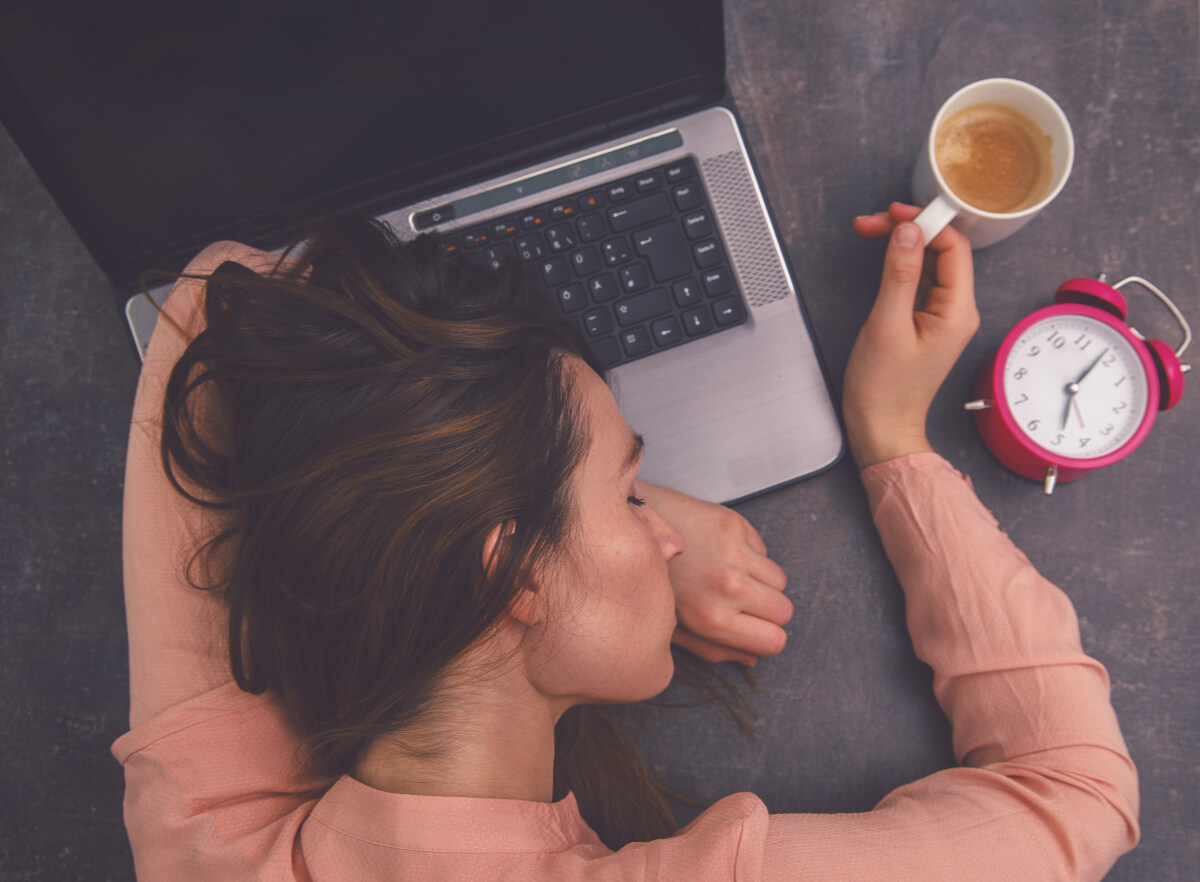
[438,157,747,368]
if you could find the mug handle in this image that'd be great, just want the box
[913,195,958,246]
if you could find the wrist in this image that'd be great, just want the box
[844,417,932,470]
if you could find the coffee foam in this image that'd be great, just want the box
[935,103,1053,214]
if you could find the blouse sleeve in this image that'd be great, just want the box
[759,453,1139,882]
[121,241,282,728]
[115,243,355,881]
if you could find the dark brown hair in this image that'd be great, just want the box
[159,218,752,849]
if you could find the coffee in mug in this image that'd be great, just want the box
[934,103,1053,214]
[911,78,1074,250]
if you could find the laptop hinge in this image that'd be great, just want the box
[606,91,711,142]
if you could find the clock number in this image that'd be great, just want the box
[1114,376,1126,388]
[1014,367,1028,380]
[1102,352,1117,367]
[1045,331,1067,349]
[1027,419,1041,431]
[1100,424,1115,436]
[1027,344,1041,357]
[1078,437,1092,448]
[1014,392,1029,405]
[1050,433,1065,446]
[1074,332,1092,351]
[1113,401,1128,414]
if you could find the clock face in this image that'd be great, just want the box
[1002,313,1150,459]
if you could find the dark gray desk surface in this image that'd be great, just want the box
[2,1,1196,879]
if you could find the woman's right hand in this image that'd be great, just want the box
[843,203,979,469]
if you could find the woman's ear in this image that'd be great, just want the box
[482,520,515,580]
[482,521,545,627]
[506,587,544,627]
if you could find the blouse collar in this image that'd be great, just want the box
[308,775,605,854]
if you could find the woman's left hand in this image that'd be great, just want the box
[637,481,792,666]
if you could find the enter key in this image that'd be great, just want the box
[633,221,693,283]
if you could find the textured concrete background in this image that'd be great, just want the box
[2,1,1197,879]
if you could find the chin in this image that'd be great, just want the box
[609,650,675,704]
[646,648,676,698]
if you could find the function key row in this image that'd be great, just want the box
[439,158,696,256]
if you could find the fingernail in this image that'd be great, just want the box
[895,223,920,248]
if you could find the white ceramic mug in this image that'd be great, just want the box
[912,78,1074,249]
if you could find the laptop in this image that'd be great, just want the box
[0,0,842,503]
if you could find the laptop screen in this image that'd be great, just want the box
[0,0,724,289]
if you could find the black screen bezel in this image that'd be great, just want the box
[0,1,726,294]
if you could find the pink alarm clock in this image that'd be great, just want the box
[966,276,1192,494]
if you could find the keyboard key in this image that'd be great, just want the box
[540,257,571,286]
[672,182,702,211]
[602,236,632,266]
[633,221,691,282]
[702,266,733,296]
[556,282,587,313]
[550,200,577,220]
[712,296,745,326]
[520,211,547,230]
[571,246,602,276]
[480,243,512,270]
[545,224,577,253]
[579,190,606,211]
[440,235,463,257]
[664,159,695,184]
[693,240,721,268]
[614,288,671,326]
[608,180,635,202]
[577,214,606,243]
[589,273,620,302]
[672,278,702,307]
[651,315,683,347]
[582,307,614,337]
[415,204,455,229]
[464,228,490,248]
[590,335,622,366]
[635,171,663,192]
[620,326,653,357]
[514,234,546,261]
[608,191,672,232]
[491,217,519,238]
[682,211,713,240]
[619,263,651,293]
[682,305,714,336]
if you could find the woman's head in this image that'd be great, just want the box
[161,218,680,781]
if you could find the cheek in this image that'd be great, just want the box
[624,514,673,591]
[581,518,674,637]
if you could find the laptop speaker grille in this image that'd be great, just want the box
[701,150,792,309]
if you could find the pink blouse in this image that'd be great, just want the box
[115,242,1139,880]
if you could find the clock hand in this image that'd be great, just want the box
[1071,395,1086,428]
[1072,348,1110,387]
[1061,386,1075,431]
[1060,347,1110,430]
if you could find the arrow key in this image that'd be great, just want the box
[651,315,683,348]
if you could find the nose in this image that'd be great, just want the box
[645,503,685,563]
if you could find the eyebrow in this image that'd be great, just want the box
[622,432,645,474]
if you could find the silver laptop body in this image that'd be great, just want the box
[127,105,842,503]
